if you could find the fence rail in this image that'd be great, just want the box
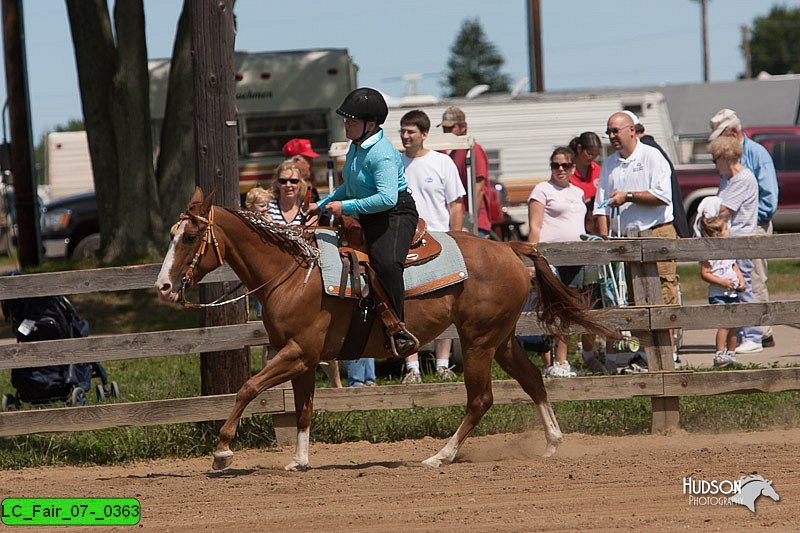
[1,234,799,440]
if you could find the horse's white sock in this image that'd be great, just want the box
[436,359,449,369]
[406,361,420,372]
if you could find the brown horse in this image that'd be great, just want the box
[156,187,613,471]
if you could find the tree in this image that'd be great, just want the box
[65,0,195,263]
[748,6,800,77]
[442,18,511,97]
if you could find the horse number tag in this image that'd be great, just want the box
[17,319,36,337]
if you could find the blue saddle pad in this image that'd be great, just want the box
[315,229,468,299]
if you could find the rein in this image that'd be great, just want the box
[175,206,318,309]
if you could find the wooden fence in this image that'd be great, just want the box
[1,233,799,442]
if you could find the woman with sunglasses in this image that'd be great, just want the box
[527,147,587,378]
[269,160,312,226]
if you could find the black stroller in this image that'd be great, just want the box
[1,287,119,410]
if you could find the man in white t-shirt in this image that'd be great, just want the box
[399,109,466,384]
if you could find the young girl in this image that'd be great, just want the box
[699,215,745,368]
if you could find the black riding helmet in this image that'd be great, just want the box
[336,87,389,125]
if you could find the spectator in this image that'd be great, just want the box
[565,132,607,372]
[244,186,271,217]
[244,187,272,332]
[282,138,321,203]
[698,212,746,368]
[438,106,493,237]
[708,135,761,355]
[346,358,376,388]
[307,87,419,358]
[709,108,778,349]
[398,109,465,384]
[269,160,310,225]
[267,160,342,388]
[527,146,585,377]
[593,111,679,367]
[626,111,691,239]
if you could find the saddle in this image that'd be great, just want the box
[334,216,435,358]
[336,216,442,268]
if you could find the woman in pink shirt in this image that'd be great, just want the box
[527,147,587,378]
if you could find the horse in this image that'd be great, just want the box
[731,475,780,512]
[156,187,614,471]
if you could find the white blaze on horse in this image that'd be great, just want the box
[155,188,614,471]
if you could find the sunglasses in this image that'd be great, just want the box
[605,126,631,136]
[550,162,575,170]
[278,178,300,185]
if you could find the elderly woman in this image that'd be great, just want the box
[708,135,760,363]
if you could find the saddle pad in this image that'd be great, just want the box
[315,229,468,299]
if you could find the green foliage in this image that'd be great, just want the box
[442,17,511,97]
[748,5,800,76]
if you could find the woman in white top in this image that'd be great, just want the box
[527,147,592,377]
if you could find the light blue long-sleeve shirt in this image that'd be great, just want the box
[318,129,407,216]
[741,135,778,223]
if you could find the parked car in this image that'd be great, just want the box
[675,127,800,232]
[41,192,100,259]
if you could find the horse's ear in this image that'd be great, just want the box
[190,186,204,205]
[200,189,216,215]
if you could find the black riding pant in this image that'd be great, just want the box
[359,190,418,322]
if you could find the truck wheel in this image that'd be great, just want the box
[72,233,101,258]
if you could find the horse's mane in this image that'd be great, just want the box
[740,475,767,486]
[226,208,320,266]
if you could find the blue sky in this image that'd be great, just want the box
[1,0,797,140]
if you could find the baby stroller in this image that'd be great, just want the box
[1,285,119,410]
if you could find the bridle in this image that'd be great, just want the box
[174,206,307,309]
[178,207,223,297]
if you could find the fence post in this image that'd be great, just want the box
[629,234,680,433]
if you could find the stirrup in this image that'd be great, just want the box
[389,326,419,357]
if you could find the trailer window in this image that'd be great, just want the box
[485,149,502,180]
[241,112,329,158]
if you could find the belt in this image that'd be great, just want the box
[650,222,672,231]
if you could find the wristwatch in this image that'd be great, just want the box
[626,192,634,203]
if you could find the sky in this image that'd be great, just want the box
[1,0,798,141]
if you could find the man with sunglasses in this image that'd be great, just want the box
[593,111,679,367]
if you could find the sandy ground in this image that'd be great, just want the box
[1,428,798,532]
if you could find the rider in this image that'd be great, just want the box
[307,88,419,356]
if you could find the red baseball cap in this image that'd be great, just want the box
[282,138,320,159]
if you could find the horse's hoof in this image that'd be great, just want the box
[421,456,443,468]
[284,461,308,472]
[542,443,558,458]
[212,449,234,470]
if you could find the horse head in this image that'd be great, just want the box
[156,187,222,303]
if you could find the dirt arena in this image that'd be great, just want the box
[1,428,798,532]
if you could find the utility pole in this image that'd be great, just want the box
[2,0,41,267]
[526,0,544,92]
[741,24,752,79]
[695,0,710,83]
[189,0,251,396]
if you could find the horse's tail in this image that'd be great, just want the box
[507,241,618,339]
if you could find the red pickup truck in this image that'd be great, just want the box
[675,127,800,232]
